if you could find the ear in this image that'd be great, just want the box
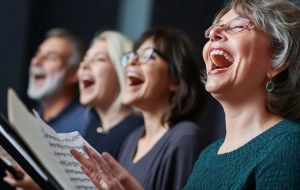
[266,61,290,79]
[66,68,78,85]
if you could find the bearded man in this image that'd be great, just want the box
[27,28,99,135]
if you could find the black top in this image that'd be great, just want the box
[85,114,143,158]
[118,121,210,190]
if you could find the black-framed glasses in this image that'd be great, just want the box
[205,17,253,38]
[121,48,166,68]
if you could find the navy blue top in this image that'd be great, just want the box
[37,101,99,137]
[85,114,143,158]
[118,121,210,190]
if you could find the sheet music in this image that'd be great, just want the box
[34,111,96,190]
[8,89,76,189]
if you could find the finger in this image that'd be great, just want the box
[5,170,14,178]
[80,165,90,176]
[70,149,85,161]
[102,152,128,178]
[70,149,93,169]
[101,175,126,190]
[91,176,105,190]
[3,172,18,187]
[83,166,105,190]
[13,165,25,173]
[83,146,112,176]
[102,152,123,172]
[82,145,101,158]
[81,165,103,189]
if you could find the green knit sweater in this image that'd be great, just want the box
[184,119,300,190]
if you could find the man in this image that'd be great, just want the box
[1,28,99,189]
[26,28,99,134]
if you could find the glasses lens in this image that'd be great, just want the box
[121,52,132,68]
[228,19,250,33]
[205,25,214,38]
[139,49,153,64]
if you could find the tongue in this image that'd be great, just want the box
[129,76,144,86]
[35,74,45,80]
[83,80,94,88]
[210,54,233,68]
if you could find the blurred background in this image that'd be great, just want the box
[0,0,299,139]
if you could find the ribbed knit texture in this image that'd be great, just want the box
[184,119,300,190]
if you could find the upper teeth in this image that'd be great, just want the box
[127,71,143,80]
[79,75,93,81]
[31,67,46,75]
[210,50,234,63]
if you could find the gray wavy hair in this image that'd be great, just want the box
[214,0,300,121]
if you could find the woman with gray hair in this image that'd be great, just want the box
[184,0,300,189]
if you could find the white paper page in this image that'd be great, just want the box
[34,112,96,190]
[7,88,75,189]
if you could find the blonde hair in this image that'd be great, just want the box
[92,31,133,112]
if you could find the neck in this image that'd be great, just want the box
[132,104,170,163]
[41,90,75,122]
[96,105,131,131]
[218,92,283,153]
[141,107,169,140]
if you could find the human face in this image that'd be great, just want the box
[122,39,175,111]
[78,40,120,108]
[203,8,272,100]
[27,37,71,100]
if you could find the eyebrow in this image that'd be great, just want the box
[137,47,154,52]
[216,15,246,24]
[85,51,108,59]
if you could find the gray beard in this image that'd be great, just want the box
[27,69,66,101]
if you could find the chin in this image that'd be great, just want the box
[123,95,141,107]
[206,84,228,96]
[122,98,133,106]
[205,83,219,93]
[79,96,93,106]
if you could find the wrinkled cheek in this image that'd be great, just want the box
[202,42,210,63]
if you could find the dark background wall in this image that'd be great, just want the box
[0,0,120,115]
[0,0,31,116]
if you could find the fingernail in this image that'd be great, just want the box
[101,152,110,161]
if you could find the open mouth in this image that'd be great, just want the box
[127,71,144,87]
[209,49,234,71]
[30,67,47,85]
[79,75,95,90]
[34,74,46,81]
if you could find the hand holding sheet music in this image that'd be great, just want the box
[1,88,97,189]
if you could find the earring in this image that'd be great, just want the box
[266,78,274,92]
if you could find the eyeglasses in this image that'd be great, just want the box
[205,17,253,38]
[121,48,166,68]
